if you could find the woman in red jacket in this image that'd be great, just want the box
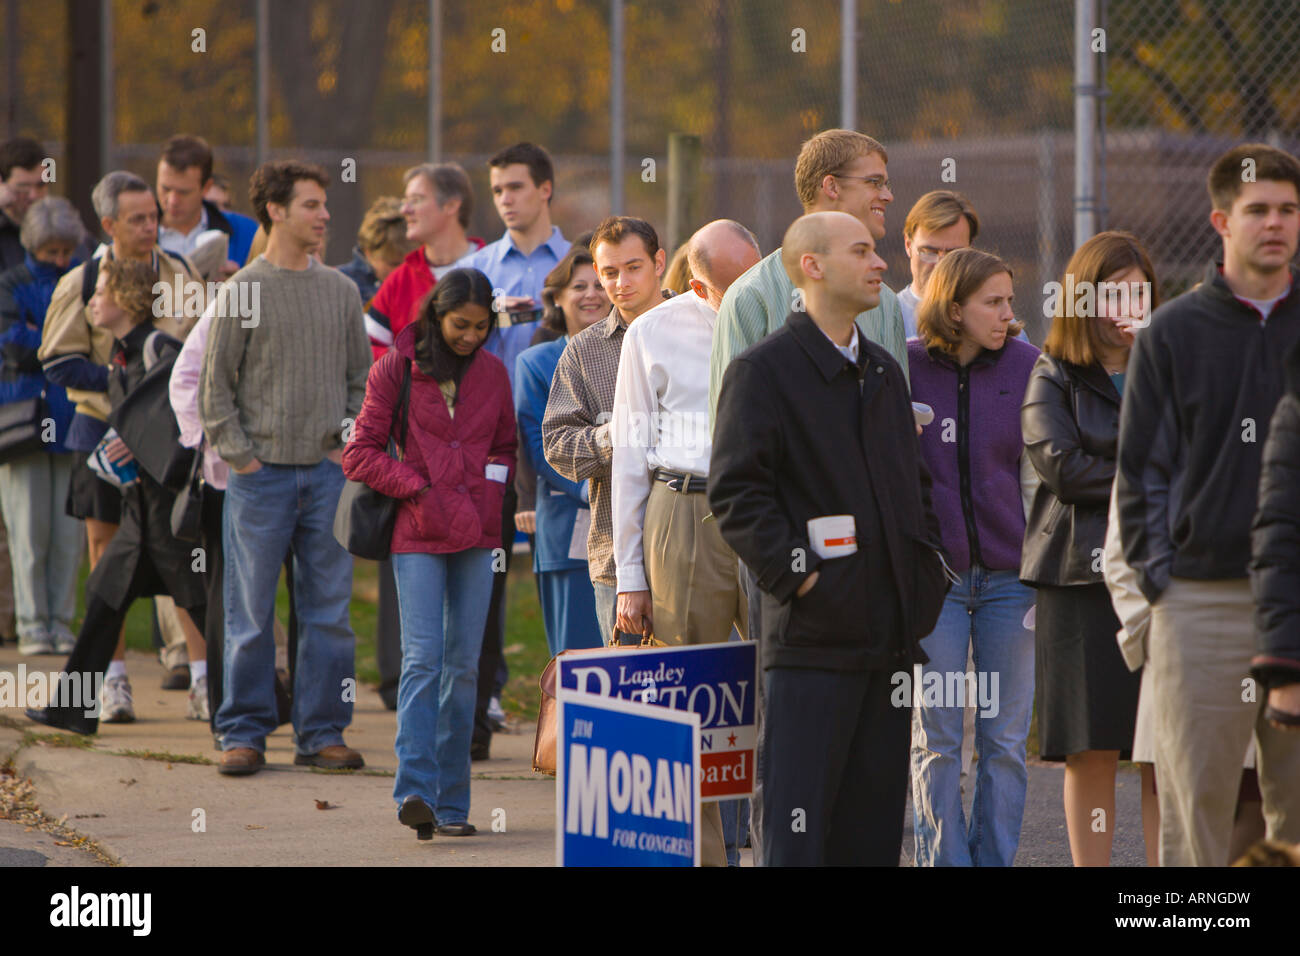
[343,268,516,840]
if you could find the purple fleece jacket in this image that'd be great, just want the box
[907,336,1039,573]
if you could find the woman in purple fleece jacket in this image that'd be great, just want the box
[907,248,1039,867]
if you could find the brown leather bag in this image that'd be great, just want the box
[532,634,657,775]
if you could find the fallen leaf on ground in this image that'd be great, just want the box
[245,824,265,830]
[314,799,338,810]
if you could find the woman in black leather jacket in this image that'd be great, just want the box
[1020,231,1157,866]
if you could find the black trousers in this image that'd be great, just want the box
[51,572,205,734]
[203,488,296,731]
[761,665,911,866]
[472,485,516,750]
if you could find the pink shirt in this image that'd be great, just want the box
[169,306,230,490]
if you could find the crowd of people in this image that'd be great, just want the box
[0,125,1297,866]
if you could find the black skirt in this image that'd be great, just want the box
[65,451,123,523]
[1034,582,1141,761]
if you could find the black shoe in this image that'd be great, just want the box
[25,706,97,736]
[161,665,190,690]
[398,796,436,840]
[470,740,490,761]
[436,822,477,837]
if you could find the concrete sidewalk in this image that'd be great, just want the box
[1,642,1148,867]
[1,644,556,866]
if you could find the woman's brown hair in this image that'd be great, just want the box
[916,247,1020,357]
[540,232,596,334]
[1043,230,1158,367]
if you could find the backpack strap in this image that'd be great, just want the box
[79,255,100,307]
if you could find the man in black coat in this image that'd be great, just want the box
[708,211,950,865]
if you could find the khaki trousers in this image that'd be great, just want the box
[643,480,749,865]
[155,594,191,670]
[1148,577,1300,866]
[643,481,748,647]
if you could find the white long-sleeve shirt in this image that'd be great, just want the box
[611,291,717,593]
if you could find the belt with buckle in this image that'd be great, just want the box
[653,469,708,494]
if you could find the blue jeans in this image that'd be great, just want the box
[218,459,355,754]
[910,565,1034,866]
[392,549,494,823]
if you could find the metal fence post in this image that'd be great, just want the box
[610,0,625,216]
[667,133,702,255]
[1073,0,1097,247]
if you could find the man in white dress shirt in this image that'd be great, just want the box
[609,219,760,868]
[612,219,760,646]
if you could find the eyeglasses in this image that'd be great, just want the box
[833,173,891,192]
[915,246,960,264]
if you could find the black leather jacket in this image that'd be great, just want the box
[1020,353,1121,587]
[1250,342,1300,689]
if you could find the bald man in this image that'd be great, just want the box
[708,212,950,865]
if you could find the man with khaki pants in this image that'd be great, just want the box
[612,219,761,865]
[1117,143,1300,865]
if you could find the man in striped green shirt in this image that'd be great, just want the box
[709,129,908,424]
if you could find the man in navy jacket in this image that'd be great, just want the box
[709,212,949,865]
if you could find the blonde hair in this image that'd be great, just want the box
[663,243,693,294]
[793,129,887,210]
[356,196,413,263]
[102,257,159,326]
[903,190,980,243]
[916,248,1021,357]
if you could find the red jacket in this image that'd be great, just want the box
[342,323,516,554]
[366,239,486,361]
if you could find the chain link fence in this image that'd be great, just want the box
[4,0,1298,334]
[1102,0,1300,299]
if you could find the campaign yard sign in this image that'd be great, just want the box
[557,642,756,801]
[556,691,700,867]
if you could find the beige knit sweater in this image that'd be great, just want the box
[199,256,371,469]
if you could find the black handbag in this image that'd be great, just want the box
[0,395,48,465]
[332,358,412,560]
[170,443,206,542]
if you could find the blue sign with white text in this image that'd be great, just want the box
[556,692,700,867]
[558,642,756,800]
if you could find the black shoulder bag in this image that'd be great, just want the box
[332,357,413,560]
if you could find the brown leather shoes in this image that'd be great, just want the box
[218,747,266,776]
[294,744,364,770]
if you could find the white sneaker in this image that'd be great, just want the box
[17,630,55,655]
[49,625,76,654]
[100,675,135,723]
[488,695,507,731]
[187,676,210,721]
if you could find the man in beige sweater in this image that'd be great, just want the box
[200,160,371,777]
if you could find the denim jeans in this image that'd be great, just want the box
[910,565,1034,866]
[392,548,494,824]
[0,452,80,640]
[218,459,355,754]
